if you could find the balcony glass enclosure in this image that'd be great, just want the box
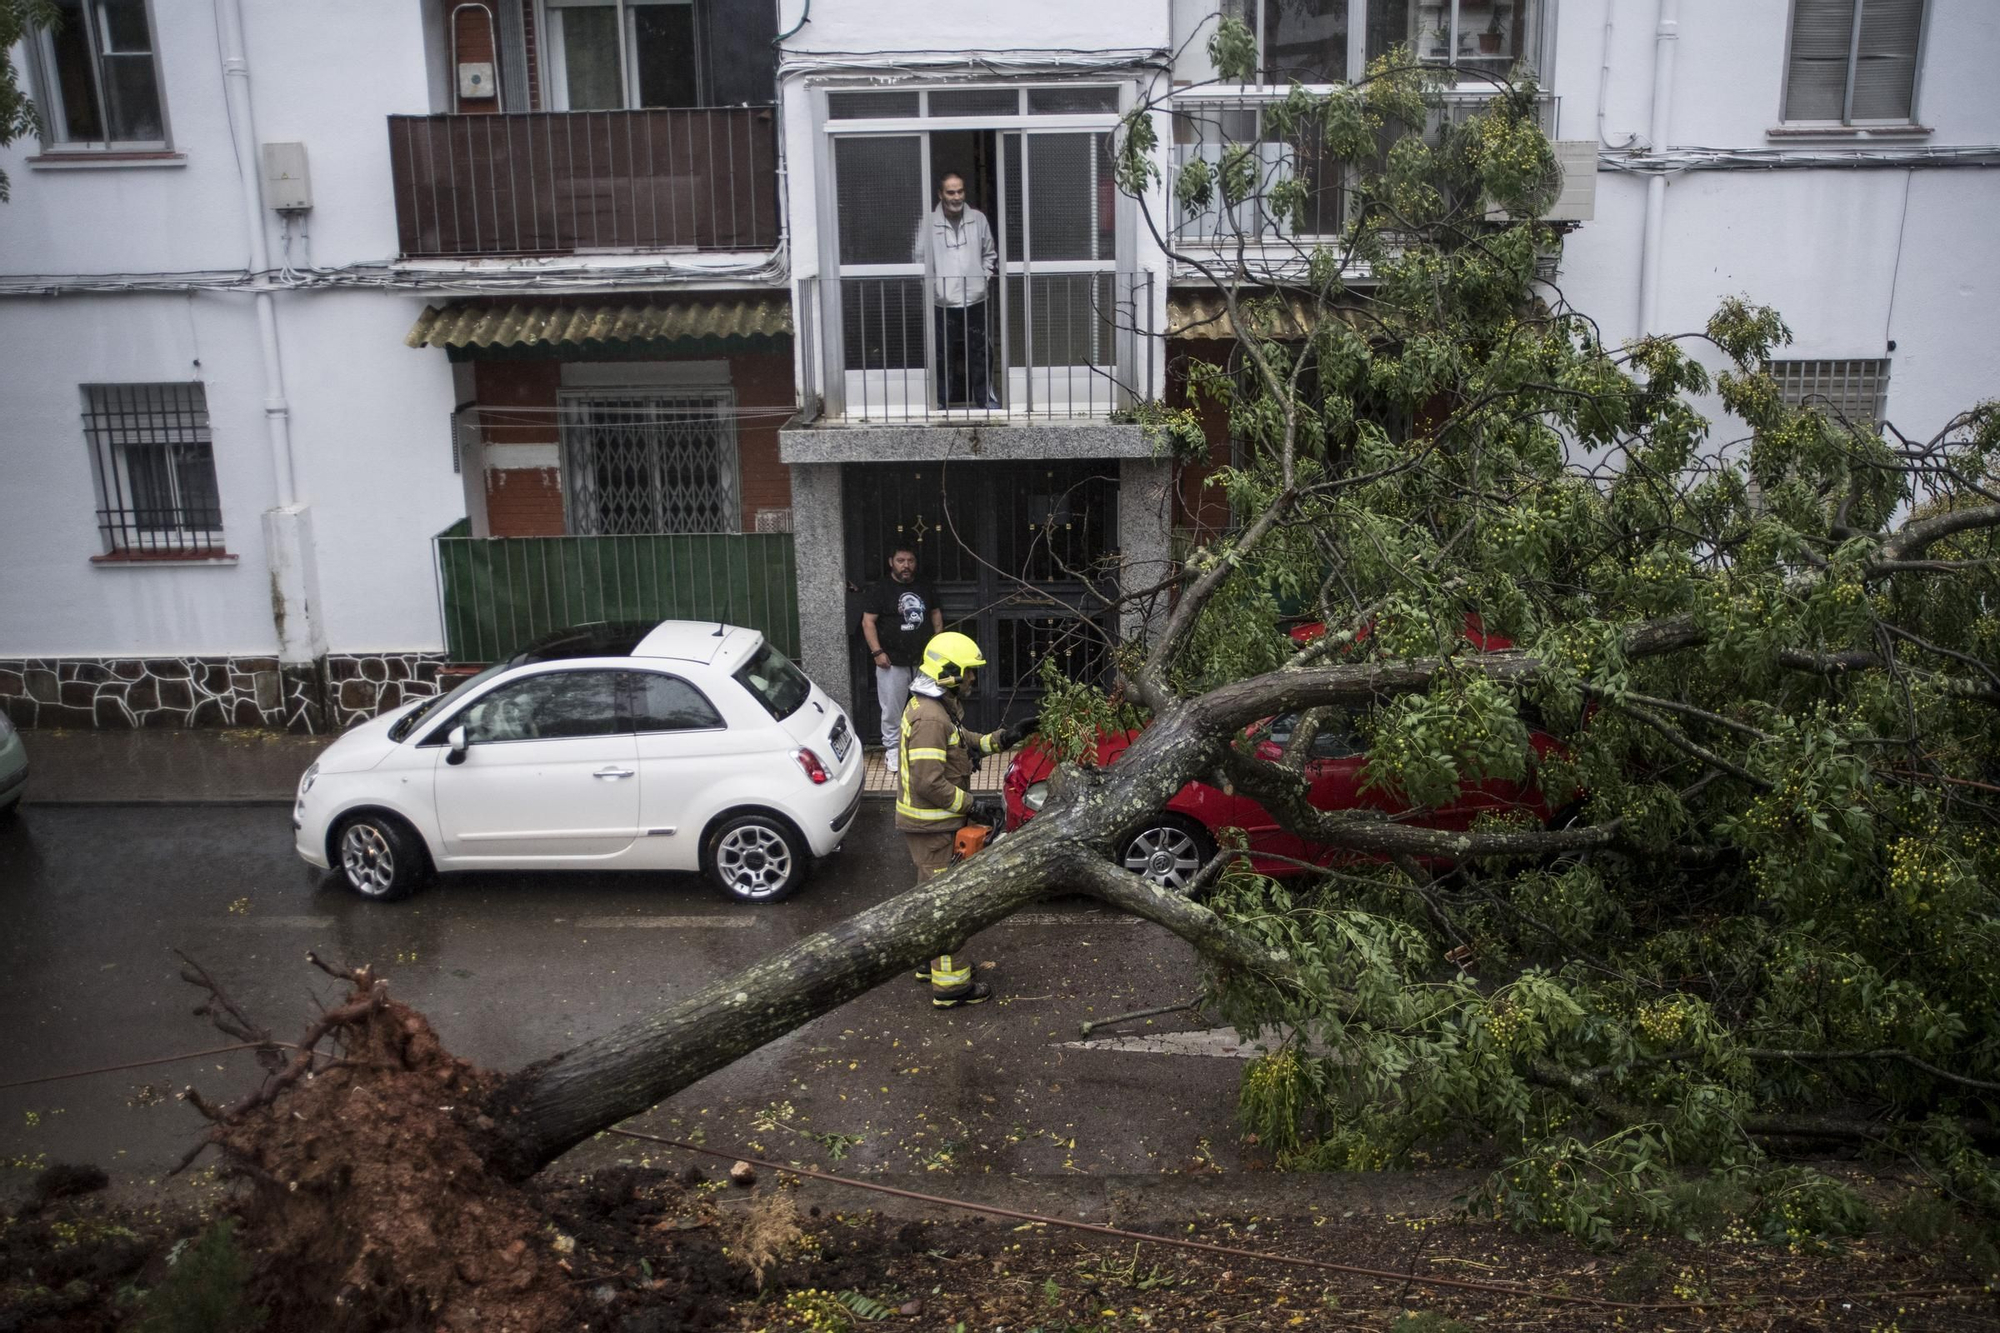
[812,85,1154,422]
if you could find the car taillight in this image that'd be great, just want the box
[793,748,830,784]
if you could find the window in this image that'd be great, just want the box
[1246,0,1544,83]
[82,383,222,554]
[623,672,724,732]
[1784,0,1926,124]
[732,642,812,721]
[1769,358,1890,425]
[559,388,740,534]
[34,0,167,148]
[454,670,624,743]
[544,0,699,110]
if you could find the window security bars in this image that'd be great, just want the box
[559,389,740,535]
[1769,359,1890,426]
[83,383,223,555]
[387,106,778,257]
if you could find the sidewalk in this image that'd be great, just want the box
[18,729,1015,805]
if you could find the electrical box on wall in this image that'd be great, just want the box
[458,62,496,100]
[260,142,312,212]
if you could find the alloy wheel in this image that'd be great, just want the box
[1123,824,1203,892]
[341,823,396,897]
[714,823,794,899]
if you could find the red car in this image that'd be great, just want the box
[1004,616,1571,891]
[1002,711,1569,891]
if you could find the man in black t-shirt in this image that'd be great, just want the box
[860,545,944,760]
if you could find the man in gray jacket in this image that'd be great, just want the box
[913,171,998,409]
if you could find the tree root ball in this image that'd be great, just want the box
[205,985,574,1332]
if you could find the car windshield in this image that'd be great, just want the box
[388,661,511,742]
[733,642,812,721]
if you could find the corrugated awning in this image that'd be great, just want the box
[406,295,792,356]
[1166,291,1356,341]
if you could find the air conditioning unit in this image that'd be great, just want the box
[1489,140,1598,224]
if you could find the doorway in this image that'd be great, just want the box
[843,461,1120,732]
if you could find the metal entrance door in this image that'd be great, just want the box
[844,461,1120,731]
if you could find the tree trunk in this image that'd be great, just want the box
[482,727,1297,1177]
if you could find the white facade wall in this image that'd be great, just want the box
[0,1,459,661]
[1550,0,2000,445]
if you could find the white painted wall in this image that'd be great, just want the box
[783,0,1169,56]
[1553,0,2000,446]
[0,0,428,276]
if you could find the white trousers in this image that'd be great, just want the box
[876,664,915,753]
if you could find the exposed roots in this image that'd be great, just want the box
[186,968,574,1332]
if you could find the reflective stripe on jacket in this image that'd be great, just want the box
[894,690,1003,832]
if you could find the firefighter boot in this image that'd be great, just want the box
[929,954,991,1009]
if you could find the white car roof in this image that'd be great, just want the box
[630,620,759,665]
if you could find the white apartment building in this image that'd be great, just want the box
[1,1,1994,733]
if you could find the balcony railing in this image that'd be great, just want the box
[389,107,779,259]
[803,271,1157,425]
[432,521,798,663]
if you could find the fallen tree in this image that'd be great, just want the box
[167,22,2000,1324]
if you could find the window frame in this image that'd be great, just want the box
[1767,357,1892,426]
[80,382,225,556]
[424,666,631,747]
[540,0,703,111]
[620,669,727,734]
[1778,0,1931,128]
[1240,0,1553,87]
[30,0,172,152]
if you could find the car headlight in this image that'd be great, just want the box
[299,761,320,796]
[1022,781,1049,812]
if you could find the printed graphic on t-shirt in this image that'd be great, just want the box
[897,590,926,631]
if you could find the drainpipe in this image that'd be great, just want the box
[1637,0,1679,335]
[217,0,327,695]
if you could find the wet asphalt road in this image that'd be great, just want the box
[0,804,1255,1199]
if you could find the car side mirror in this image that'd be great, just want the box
[446,725,469,765]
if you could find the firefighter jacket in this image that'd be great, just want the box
[894,677,1005,833]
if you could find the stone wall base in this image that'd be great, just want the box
[0,652,455,734]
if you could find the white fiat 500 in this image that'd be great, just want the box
[295,621,863,903]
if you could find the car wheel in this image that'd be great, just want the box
[334,813,429,902]
[1118,814,1215,894]
[704,813,809,903]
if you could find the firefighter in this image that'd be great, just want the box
[896,630,1035,1008]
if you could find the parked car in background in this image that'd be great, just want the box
[1004,708,1570,892]
[295,621,862,904]
[0,712,25,818]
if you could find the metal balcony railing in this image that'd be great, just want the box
[804,271,1157,424]
[388,107,779,258]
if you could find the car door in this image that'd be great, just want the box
[621,669,735,870]
[430,668,640,863]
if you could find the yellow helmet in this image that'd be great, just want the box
[920,630,986,687]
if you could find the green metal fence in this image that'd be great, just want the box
[433,521,800,663]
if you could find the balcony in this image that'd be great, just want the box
[796,271,1159,427]
[388,107,779,259]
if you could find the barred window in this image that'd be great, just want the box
[559,388,740,535]
[82,383,224,554]
[1769,358,1890,426]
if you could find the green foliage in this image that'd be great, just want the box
[1034,656,1150,767]
[1100,26,2000,1253]
[134,1219,267,1333]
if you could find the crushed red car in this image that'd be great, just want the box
[1005,616,1572,892]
